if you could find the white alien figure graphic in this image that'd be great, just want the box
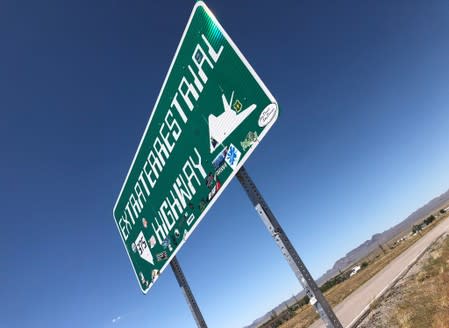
[208,91,256,153]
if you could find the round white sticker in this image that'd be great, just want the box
[258,104,278,127]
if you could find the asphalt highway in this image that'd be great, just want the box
[309,215,449,328]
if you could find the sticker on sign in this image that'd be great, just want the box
[113,1,279,293]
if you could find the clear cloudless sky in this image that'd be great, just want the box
[1,0,449,327]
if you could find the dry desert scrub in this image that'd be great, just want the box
[387,236,449,328]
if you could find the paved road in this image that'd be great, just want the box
[310,216,449,328]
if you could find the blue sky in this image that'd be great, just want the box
[1,0,449,327]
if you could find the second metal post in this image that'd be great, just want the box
[236,166,342,328]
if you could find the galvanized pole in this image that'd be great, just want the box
[170,256,208,328]
[236,166,342,328]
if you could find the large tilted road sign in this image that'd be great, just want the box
[113,1,279,293]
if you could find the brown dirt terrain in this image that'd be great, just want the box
[357,233,449,328]
[259,213,449,328]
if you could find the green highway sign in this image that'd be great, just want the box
[113,1,279,293]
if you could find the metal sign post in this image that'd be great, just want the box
[170,256,208,328]
[236,166,343,328]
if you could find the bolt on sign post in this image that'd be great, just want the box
[113,1,279,294]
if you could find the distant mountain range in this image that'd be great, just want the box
[244,188,449,328]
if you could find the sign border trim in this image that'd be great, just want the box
[113,1,279,294]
